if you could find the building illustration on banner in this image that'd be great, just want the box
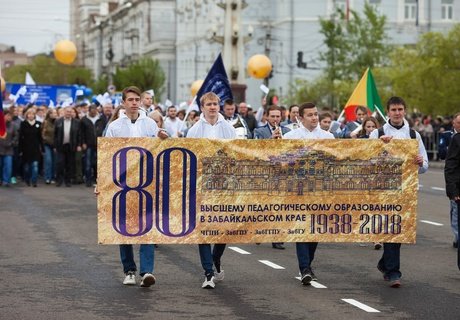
[201,148,403,195]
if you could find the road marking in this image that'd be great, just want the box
[341,299,380,313]
[258,260,285,269]
[431,187,445,191]
[420,220,444,226]
[228,246,251,255]
[295,277,327,288]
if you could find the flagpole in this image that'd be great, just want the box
[374,104,388,123]
[337,109,345,122]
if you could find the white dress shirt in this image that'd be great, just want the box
[283,125,334,140]
[186,113,236,139]
[164,117,184,138]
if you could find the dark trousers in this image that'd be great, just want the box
[56,144,75,184]
[457,200,460,270]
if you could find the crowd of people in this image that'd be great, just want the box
[2,85,458,289]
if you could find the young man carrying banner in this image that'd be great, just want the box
[369,96,428,287]
[100,86,168,287]
[283,102,334,285]
[186,92,236,289]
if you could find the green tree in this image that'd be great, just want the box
[113,57,166,100]
[383,24,460,115]
[4,55,93,85]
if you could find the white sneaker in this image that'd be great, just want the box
[202,275,215,289]
[123,271,136,285]
[140,273,156,287]
[214,270,225,282]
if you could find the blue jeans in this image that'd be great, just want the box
[0,155,13,184]
[119,244,154,275]
[23,161,39,184]
[198,244,226,275]
[84,147,97,184]
[296,242,318,271]
[378,243,402,281]
[450,200,458,242]
[43,144,55,182]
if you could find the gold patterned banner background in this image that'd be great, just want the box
[97,138,419,244]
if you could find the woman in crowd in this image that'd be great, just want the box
[41,108,58,184]
[19,108,43,187]
[0,109,18,187]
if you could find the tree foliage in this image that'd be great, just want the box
[4,55,93,85]
[113,57,166,100]
[382,24,460,115]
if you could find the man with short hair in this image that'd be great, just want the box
[104,86,168,287]
[95,102,113,138]
[369,96,428,288]
[80,104,99,187]
[164,105,184,137]
[282,104,300,130]
[238,102,257,134]
[254,105,290,250]
[440,113,460,248]
[186,92,236,289]
[222,99,251,139]
[284,102,334,285]
[342,106,368,138]
[141,91,153,114]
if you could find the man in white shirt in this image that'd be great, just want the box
[186,92,236,288]
[369,96,428,288]
[164,106,184,137]
[103,86,168,288]
[140,91,153,114]
[284,102,334,285]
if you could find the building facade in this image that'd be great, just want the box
[72,0,460,105]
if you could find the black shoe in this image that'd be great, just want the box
[86,181,93,187]
[300,269,312,285]
[26,181,31,187]
[32,183,37,187]
[65,183,72,187]
[56,181,62,187]
[272,243,285,250]
[454,241,458,249]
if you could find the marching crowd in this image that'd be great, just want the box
[2,85,459,289]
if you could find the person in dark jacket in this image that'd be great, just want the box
[54,106,81,187]
[19,108,43,187]
[80,104,99,187]
[442,113,460,249]
[444,131,460,270]
[41,108,57,184]
[0,109,19,187]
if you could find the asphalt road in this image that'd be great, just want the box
[0,167,459,320]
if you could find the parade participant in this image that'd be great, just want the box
[238,102,257,134]
[19,108,43,187]
[254,105,290,249]
[284,102,334,284]
[102,86,168,287]
[186,92,236,289]
[342,105,368,138]
[440,113,460,249]
[0,110,18,187]
[164,105,184,137]
[444,127,460,269]
[140,91,153,114]
[282,104,301,130]
[41,108,58,184]
[222,99,251,139]
[319,112,332,132]
[54,106,81,187]
[80,104,100,187]
[369,96,428,287]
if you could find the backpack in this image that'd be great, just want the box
[378,127,416,139]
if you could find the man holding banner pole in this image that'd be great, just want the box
[283,102,334,285]
[101,86,168,287]
[186,92,236,289]
[369,96,428,287]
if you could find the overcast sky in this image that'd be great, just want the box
[0,0,70,55]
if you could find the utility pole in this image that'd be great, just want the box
[214,0,251,102]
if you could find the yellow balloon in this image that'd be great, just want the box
[54,40,77,65]
[190,79,204,97]
[247,54,272,79]
[0,76,5,92]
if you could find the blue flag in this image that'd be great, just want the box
[196,53,233,108]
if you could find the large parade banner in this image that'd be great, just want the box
[97,138,419,244]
